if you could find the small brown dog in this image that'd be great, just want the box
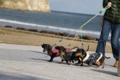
[75,52,110,68]
[55,46,83,65]
[93,55,110,68]
[41,44,61,62]
[75,47,89,66]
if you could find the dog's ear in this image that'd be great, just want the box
[47,44,51,48]
[61,47,66,52]
[82,43,84,49]
[76,48,82,53]
[81,49,86,55]
[41,44,48,48]
[86,45,89,51]
[104,55,111,59]
[55,46,60,49]
[41,44,44,48]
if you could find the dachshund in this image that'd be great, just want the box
[41,44,61,62]
[56,46,84,65]
[75,50,110,68]
[86,53,110,69]
[74,45,90,66]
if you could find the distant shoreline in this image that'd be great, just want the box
[0,9,104,40]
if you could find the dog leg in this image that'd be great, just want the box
[66,60,70,65]
[95,61,101,67]
[49,54,56,62]
[59,59,64,64]
[49,57,54,62]
[76,60,83,66]
[101,62,105,69]
[87,61,93,66]
[75,59,81,65]
[76,63,83,66]
[88,64,92,66]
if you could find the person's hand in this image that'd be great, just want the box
[107,2,112,7]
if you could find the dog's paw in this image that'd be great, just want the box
[88,64,92,66]
[48,60,52,62]
[58,62,63,64]
[76,63,83,66]
[67,63,70,65]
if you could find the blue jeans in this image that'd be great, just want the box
[96,19,120,61]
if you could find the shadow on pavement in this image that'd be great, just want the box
[0,71,50,80]
[30,58,60,63]
[29,50,48,55]
[105,64,114,67]
[91,69,117,76]
[31,58,48,62]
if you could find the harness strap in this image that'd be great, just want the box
[80,52,90,62]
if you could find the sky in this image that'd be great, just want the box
[48,0,104,15]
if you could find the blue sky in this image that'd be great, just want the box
[48,0,104,15]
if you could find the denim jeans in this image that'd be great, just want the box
[96,19,120,60]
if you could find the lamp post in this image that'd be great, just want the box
[117,38,120,77]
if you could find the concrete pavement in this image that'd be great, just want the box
[0,43,119,80]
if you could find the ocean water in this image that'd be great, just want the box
[0,9,111,40]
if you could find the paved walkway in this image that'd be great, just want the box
[0,43,119,80]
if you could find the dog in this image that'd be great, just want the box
[75,51,110,68]
[55,46,73,65]
[73,45,89,66]
[41,44,61,62]
[56,46,84,65]
[87,53,110,69]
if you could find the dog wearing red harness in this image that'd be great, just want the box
[41,44,65,62]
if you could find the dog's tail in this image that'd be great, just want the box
[104,56,111,59]
[86,45,89,51]
[71,47,80,50]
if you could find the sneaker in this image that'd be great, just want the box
[113,61,119,67]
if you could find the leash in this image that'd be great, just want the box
[67,12,101,47]
[67,6,110,47]
[52,6,110,47]
[52,28,80,46]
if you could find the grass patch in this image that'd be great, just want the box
[0,0,3,5]
[0,28,112,53]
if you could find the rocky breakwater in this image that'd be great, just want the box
[0,0,51,13]
[0,25,98,41]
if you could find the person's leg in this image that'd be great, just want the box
[96,19,112,55]
[111,24,120,62]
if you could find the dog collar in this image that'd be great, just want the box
[80,54,86,58]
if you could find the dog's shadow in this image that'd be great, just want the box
[91,69,117,76]
[31,58,48,62]
[29,50,48,55]
[31,58,60,63]
[105,64,115,67]
[30,58,78,65]
[29,50,62,63]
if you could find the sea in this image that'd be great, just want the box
[0,9,111,40]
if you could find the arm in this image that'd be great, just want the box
[103,0,109,7]
[103,0,112,8]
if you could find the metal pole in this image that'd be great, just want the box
[117,38,120,77]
